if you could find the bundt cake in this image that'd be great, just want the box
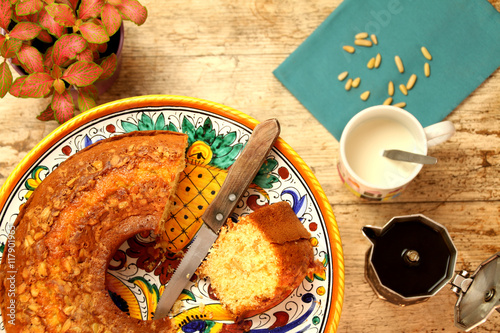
[0,130,187,333]
[197,201,324,321]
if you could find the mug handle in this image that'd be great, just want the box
[424,121,455,147]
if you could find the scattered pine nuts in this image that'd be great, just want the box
[355,39,372,47]
[343,45,355,53]
[406,74,417,90]
[355,32,369,39]
[367,57,376,69]
[352,77,361,88]
[345,78,353,91]
[370,34,378,45]
[393,102,406,108]
[394,55,404,73]
[399,84,408,95]
[421,46,432,61]
[383,97,393,105]
[375,53,381,68]
[388,81,394,96]
[424,62,430,77]
[360,90,370,101]
[338,71,349,81]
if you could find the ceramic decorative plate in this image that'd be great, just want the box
[0,95,344,332]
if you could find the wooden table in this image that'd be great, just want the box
[1,1,499,332]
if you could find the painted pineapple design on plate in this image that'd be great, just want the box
[120,113,279,251]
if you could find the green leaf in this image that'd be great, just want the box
[52,34,86,66]
[62,60,103,87]
[17,44,44,73]
[138,113,154,131]
[20,72,54,98]
[15,0,43,16]
[1,38,22,58]
[101,3,121,36]
[0,61,13,98]
[78,21,109,44]
[36,103,56,121]
[181,117,196,146]
[0,0,13,31]
[155,113,165,130]
[252,174,279,189]
[77,0,104,20]
[45,3,76,27]
[166,122,178,132]
[121,120,138,133]
[116,0,147,26]
[213,143,244,169]
[77,87,96,111]
[9,21,42,40]
[221,131,237,147]
[39,8,65,38]
[98,53,116,80]
[51,90,75,123]
[257,158,278,175]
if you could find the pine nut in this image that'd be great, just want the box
[352,77,361,88]
[343,45,355,53]
[424,62,430,77]
[393,102,406,108]
[371,34,378,45]
[383,97,393,105]
[355,32,369,39]
[355,39,372,47]
[399,84,408,95]
[394,55,404,73]
[375,53,381,68]
[421,46,432,60]
[360,90,370,101]
[388,81,394,96]
[338,71,348,81]
[367,57,376,69]
[406,74,417,90]
[345,78,353,91]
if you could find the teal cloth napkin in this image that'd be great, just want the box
[274,0,500,141]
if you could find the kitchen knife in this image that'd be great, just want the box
[153,118,281,320]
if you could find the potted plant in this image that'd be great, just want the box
[0,0,147,123]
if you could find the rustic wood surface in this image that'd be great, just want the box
[1,1,500,332]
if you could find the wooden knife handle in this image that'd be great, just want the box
[203,118,281,233]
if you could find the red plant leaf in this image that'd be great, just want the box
[19,72,54,97]
[108,0,122,6]
[0,61,13,98]
[37,29,52,43]
[79,83,97,99]
[78,21,109,44]
[98,53,116,80]
[36,103,56,121]
[9,76,26,97]
[50,64,62,78]
[53,77,65,94]
[17,44,44,73]
[44,45,54,68]
[97,42,107,53]
[0,35,5,50]
[39,8,65,38]
[1,38,22,58]
[61,60,102,86]
[116,0,147,26]
[9,22,42,40]
[57,0,77,11]
[45,3,76,27]
[15,0,43,16]
[52,90,74,123]
[52,33,86,66]
[101,3,121,36]
[77,86,96,111]
[78,0,104,20]
[0,0,13,31]
[76,47,93,62]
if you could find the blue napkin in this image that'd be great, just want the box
[274,0,500,141]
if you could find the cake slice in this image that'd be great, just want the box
[198,201,324,321]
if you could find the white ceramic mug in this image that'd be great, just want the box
[337,105,455,200]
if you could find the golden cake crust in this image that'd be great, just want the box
[0,130,187,333]
[198,201,323,321]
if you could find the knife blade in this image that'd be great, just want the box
[153,118,281,320]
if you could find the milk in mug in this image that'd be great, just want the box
[344,117,421,188]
